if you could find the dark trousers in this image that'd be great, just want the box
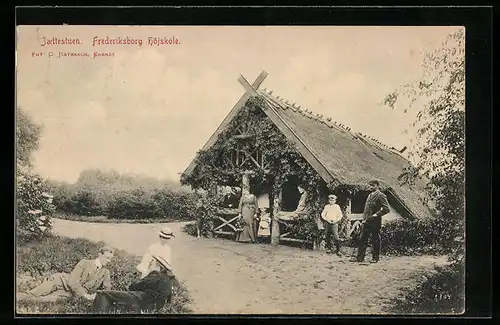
[324,222,340,252]
[356,217,382,261]
[92,290,153,314]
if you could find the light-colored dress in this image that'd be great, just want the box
[257,212,271,237]
[235,193,259,243]
[136,243,173,276]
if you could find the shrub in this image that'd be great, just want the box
[150,188,198,221]
[189,192,220,238]
[387,259,465,314]
[381,217,450,256]
[181,223,198,237]
[50,184,76,214]
[16,164,55,241]
[16,235,192,314]
[51,183,198,221]
[106,189,155,219]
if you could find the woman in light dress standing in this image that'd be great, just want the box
[235,177,259,243]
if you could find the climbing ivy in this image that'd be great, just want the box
[181,96,343,240]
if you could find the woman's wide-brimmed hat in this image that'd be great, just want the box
[158,227,175,239]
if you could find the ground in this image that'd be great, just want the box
[50,218,448,314]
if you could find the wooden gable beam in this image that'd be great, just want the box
[183,71,268,176]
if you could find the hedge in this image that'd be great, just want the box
[51,184,198,221]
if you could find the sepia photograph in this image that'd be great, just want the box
[15,24,466,315]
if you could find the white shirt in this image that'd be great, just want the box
[94,258,102,270]
[136,243,173,276]
[321,204,343,224]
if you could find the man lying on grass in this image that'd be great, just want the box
[17,246,115,302]
[91,252,175,314]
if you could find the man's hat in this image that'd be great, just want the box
[328,194,337,199]
[159,227,175,239]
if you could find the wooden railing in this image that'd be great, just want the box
[276,218,313,246]
[211,207,365,248]
[212,208,242,238]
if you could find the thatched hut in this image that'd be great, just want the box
[181,71,433,248]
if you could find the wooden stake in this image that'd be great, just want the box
[271,188,282,245]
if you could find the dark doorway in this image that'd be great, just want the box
[351,190,371,214]
[281,176,301,212]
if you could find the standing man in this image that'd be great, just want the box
[350,180,390,263]
[321,194,343,256]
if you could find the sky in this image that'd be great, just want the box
[16,25,461,184]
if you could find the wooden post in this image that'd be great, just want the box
[341,197,352,238]
[271,188,282,245]
[241,171,251,190]
[207,187,218,239]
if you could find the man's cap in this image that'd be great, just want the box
[328,194,337,199]
[159,227,175,239]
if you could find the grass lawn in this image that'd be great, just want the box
[16,235,192,314]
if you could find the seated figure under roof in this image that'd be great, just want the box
[276,185,309,221]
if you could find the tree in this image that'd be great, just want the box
[16,106,42,168]
[384,28,465,262]
[16,107,54,240]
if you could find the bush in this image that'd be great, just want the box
[68,189,104,216]
[107,189,155,219]
[16,165,55,241]
[149,187,198,221]
[381,217,450,256]
[181,223,198,237]
[16,235,193,314]
[387,259,465,314]
[52,184,198,221]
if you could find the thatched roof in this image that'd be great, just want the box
[183,78,434,220]
[256,89,433,220]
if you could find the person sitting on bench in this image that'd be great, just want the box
[17,246,115,303]
[277,185,309,221]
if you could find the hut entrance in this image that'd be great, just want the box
[250,174,273,212]
[281,176,301,212]
[351,190,371,214]
[213,172,273,239]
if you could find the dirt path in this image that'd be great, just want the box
[51,218,448,314]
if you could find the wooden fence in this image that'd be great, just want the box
[211,208,364,248]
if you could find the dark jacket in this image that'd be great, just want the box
[363,190,390,220]
[128,270,173,308]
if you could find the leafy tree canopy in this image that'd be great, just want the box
[384,28,465,260]
[16,107,42,168]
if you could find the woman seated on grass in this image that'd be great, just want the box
[91,253,174,314]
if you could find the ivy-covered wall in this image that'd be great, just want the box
[181,97,352,241]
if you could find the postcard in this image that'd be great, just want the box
[15,24,465,315]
